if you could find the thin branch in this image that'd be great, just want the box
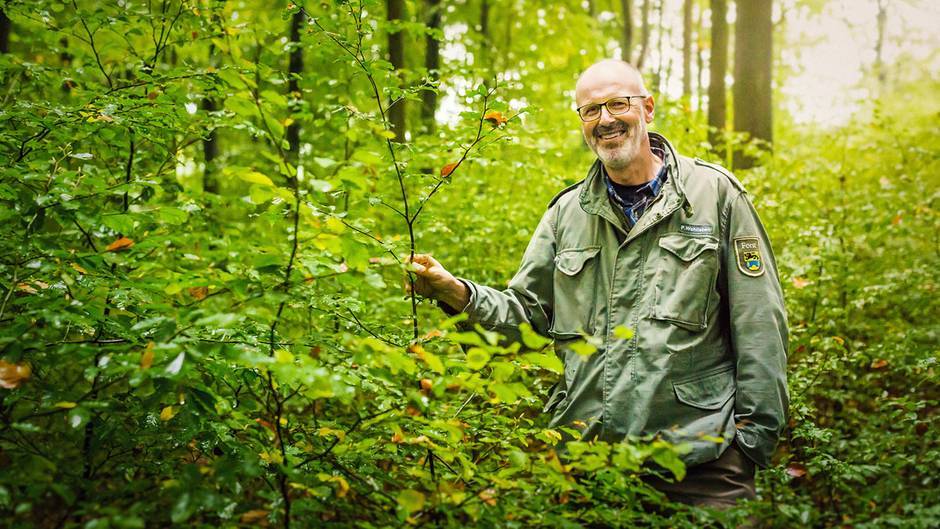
[71,1,112,89]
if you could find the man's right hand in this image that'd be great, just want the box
[406,254,470,312]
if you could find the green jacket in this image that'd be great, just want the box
[457,133,788,468]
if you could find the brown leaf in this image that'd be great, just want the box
[420,378,433,391]
[870,359,889,370]
[483,110,508,127]
[240,510,270,525]
[786,463,807,478]
[440,162,458,177]
[106,236,134,252]
[16,283,37,295]
[188,286,208,300]
[792,276,811,289]
[255,418,276,433]
[478,487,497,506]
[0,360,31,389]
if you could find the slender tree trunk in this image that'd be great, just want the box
[479,0,491,83]
[421,0,442,133]
[682,0,693,97]
[708,0,728,151]
[874,0,887,90]
[695,2,705,110]
[733,0,773,169]
[636,0,651,68]
[620,0,633,62]
[0,8,10,54]
[653,0,666,92]
[387,0,406,141]
[202,44,220,193]
[287,10,303,172]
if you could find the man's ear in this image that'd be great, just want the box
[644,96,655,123]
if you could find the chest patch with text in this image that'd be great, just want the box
[734,237,765,277]
[680,223,714,235]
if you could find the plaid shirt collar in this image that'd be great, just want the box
[603,149,669,228]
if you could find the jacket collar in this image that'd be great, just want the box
[579,132,686,228]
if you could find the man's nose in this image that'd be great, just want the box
[598,105,617,124]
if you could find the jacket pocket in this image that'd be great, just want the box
[550,246,601,336]
[673,362,736,410]
[651,234,719,331]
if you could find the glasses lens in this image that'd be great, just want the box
[580,105,600,121]
[607,99,630,114]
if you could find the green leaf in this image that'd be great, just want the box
[522,353,563,374]
[520,323,551,350]
[568,340,597,357]
[613,325,635,340]
[397,489,425,514]
[465,347,491,370]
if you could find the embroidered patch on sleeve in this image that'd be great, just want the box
[734,237,765,277]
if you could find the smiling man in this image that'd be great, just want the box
[409,59,789,507]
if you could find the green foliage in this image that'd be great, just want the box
[0,1,937,528]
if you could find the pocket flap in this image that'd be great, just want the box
[554,247,601,276]
[659,234,718,262]
[673,363,736,410]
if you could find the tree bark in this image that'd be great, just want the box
[421,0,442,133]
[620,0,633,62]
[708,0,728,151]
[387,0,406,141]
[287,10,303,171]
[733,0,773,169]
[636,0,651,68]
[0,8,10,54]
[874,0,887,90]
[682,0,693,97]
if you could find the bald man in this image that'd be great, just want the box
[410,59,788,507]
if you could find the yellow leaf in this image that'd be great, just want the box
[240,170,275,186]
[141,341,154,369]
[160,405,176,421]
[54,401,77,409]
[274,349,294,363]
[70,262,88,275]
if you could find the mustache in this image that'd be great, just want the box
[594,123,628,137]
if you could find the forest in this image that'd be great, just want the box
[0,0,937,527]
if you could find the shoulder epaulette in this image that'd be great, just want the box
[694,157,746,193]
[547,180,584,208]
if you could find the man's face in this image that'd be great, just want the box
[575,66,654,171]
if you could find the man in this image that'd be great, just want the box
[409,59,788,507]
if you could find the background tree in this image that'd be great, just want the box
[733,0,774,168]
[708,0,729,153]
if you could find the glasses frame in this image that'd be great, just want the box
[576,95,649,122]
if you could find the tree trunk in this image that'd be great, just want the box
[874,0,886,90]
[0,8,10,54]
[636,0,651,68]
[652,0,665,92]
[287,10,303,172]
[695,2,705,110]
[387,0,406,141]
[682,0,693,97]
[620,0,633,62]
[707,0,728,151]
[733,0,773,169]
[203,40,220,193]
[421,0,442,133]
[479,0,491,83]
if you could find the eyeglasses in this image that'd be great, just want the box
[576,95,648,122]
